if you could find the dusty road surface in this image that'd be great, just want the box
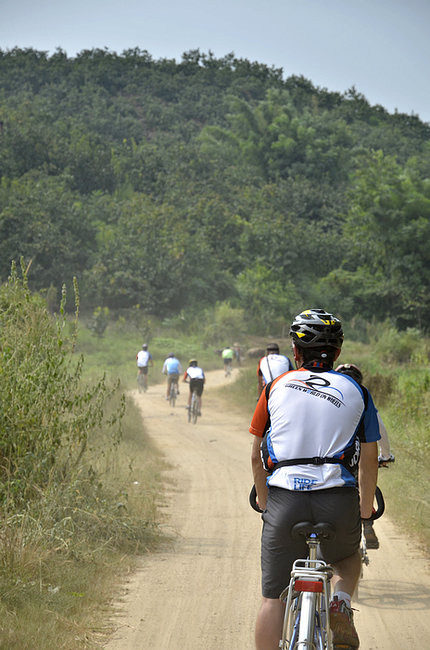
[104,369,430,650]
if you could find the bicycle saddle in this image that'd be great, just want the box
[291,521,336,542]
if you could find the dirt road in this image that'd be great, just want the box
[104,369,430,649]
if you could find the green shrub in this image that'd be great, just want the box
[370,323,429,364]
[364,372,395,406]
[0,264,123,509]
[201,301,246,346]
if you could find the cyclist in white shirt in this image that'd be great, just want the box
[136,344,153,391]
[183,359,205,415]
[250,309,379,650]
[257,343,294,396]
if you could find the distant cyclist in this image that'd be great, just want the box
[233,342,242,366]
[136,343,153,391]
[162,353,183,401]
[257,342,294,397]
[183,359,205,415]
[336,362,395,550]
[221,346,234,375]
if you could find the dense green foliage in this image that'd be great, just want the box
[0,262,121,507]
[1,47,430,330]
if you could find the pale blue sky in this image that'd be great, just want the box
[1,0,429,123]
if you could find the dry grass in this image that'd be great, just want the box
[0,395,166,649]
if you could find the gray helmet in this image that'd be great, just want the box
[142,343,148,350]
[290,309,343,349]
[266,343,280,354]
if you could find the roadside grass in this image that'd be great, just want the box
[0,392,166,649]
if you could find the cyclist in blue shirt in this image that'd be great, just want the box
[162,353,183,400]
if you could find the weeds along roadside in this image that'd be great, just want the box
[341,327,430,554]
[0,268,165,649]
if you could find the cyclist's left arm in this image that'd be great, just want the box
[358,441,378,519]
[251,436,269,511]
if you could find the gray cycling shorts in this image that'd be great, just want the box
[261,486,361,599]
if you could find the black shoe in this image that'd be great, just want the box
[363,522,379,549]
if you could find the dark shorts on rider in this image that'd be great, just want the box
[261,486,361,599]
[138,366,148,375]
[189,378,204,396]
[167,372,179,385]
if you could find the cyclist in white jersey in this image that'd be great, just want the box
[183,359,205,414]
[136,344,153,390]
[136,343,152,369]
[250,309,379,650]
[257,343,294,397]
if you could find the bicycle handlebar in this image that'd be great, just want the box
[249,484,385,521]
[249,484,263,513]
[361,485,385,521]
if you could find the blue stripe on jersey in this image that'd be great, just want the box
[331,371,380,443]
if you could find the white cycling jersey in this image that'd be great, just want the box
[137,350,151,367]
[185,366,205,380]
[250,365,380,491]
[258,353,293,384]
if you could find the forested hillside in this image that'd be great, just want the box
[1,47,430,330]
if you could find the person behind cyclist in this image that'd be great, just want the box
[233,342,242,366]
[136,343,153,390]
[257,342,294,397]
[336,362,395,550]
[250,308,380,650]
[221,346,234,375]
[162,353,183,400]
[183,359,205,415]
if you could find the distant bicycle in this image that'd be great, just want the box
[137,368,148,393]
[188,389,199,424]
[224,360,232,377]
[169,379,178,406]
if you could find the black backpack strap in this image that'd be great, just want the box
[272,456,344,469]
[269,438,361,477]
[264,380,272,400]
[266,357,274,382]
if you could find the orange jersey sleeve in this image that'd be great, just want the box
[249,373,290,437]
[249,389,270,437]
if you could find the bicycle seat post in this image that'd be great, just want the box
[307,533,319,562]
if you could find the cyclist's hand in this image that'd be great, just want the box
[361,507,376,521]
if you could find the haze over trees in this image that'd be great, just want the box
[1,47,429,330]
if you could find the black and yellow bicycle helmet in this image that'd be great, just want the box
[290,309,343,349]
